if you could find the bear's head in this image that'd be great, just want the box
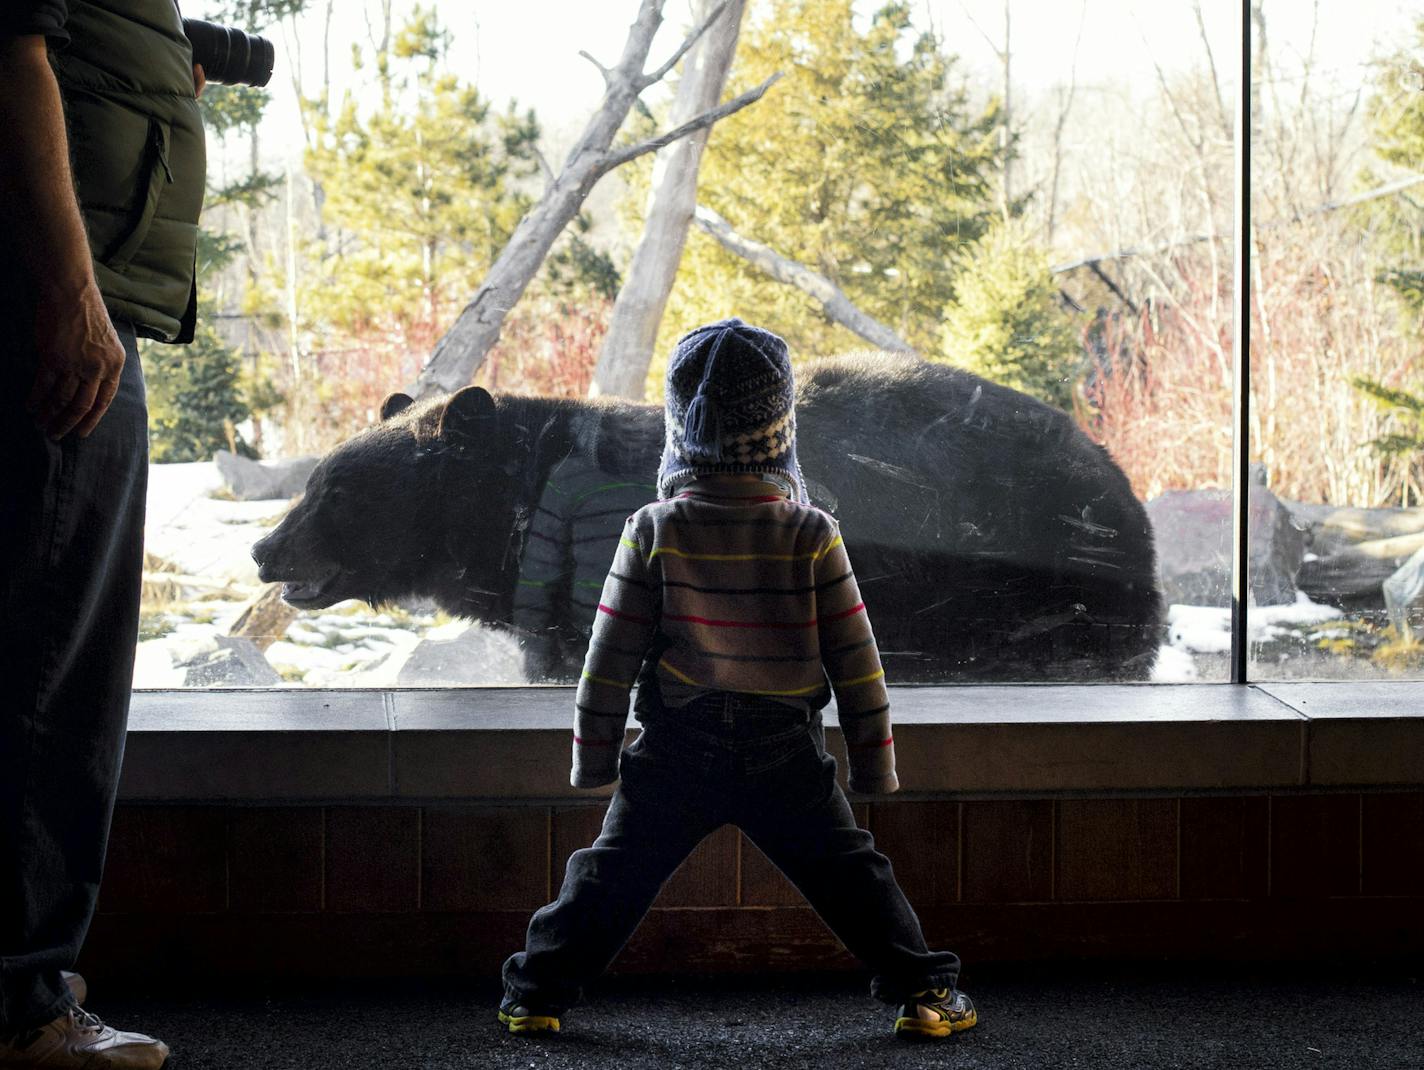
[251,385,545,619]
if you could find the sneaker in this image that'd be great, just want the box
[894,987,977,1039]
[0,1006,169,1068]
[61,972,86,1006]
[497,999,560,1034]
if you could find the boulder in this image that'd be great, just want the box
[395,624,526,686]
[1145,486,1306,606]
[214,450,318,500]
[178,635,282,687]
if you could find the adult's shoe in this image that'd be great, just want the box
[61,972,86,1006]
[0,1006,169,1068]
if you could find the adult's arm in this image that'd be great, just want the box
[0,33,126,439]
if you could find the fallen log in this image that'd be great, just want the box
[229,583,302,652]
[1296,529,1424,607]
[1280,500,1424,551]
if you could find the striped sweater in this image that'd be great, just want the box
[572,476,897,794]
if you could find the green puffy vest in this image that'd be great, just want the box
[50,0,206,343]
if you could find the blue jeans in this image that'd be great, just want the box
[502,691,960,1011]
[0,317,147,1032]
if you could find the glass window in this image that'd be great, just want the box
[137,0,1251,689]
[1247,0,1424,681]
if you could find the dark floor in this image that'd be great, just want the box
[89,966,1423,1070]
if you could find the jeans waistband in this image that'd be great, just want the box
[642,691,816,754]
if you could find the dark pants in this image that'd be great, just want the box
[0,317,147,1032]
[502,692,960,1012]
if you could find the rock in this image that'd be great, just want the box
[1145,486,1306,606]
[178,635,282,687]
[214,450,318,500]
[395,624,526,686]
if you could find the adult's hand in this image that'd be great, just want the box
[194,63,205,97]
[27,281,127,440]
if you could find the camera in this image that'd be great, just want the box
[182,19,275,88]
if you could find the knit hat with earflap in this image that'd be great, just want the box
[656,318,807,501]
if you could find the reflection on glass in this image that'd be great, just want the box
[136,0,1256,688]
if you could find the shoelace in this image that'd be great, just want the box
[66,1006,107,1035]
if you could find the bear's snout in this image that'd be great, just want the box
[251,529,283,580]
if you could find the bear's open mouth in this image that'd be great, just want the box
[279,564,343,608]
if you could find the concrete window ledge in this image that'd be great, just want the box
[119,682,1424,803]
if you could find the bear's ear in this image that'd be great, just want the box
[380,392,414,422]
[439,385,497,443]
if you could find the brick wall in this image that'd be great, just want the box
[80,791,1424,984]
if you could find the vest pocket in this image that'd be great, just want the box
[102,116,173,272]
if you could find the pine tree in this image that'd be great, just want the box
[301,8,542,344]
[146,316,253,463]
[143,0,301,461]
[640,0,1004,385]
[938,222,1082,409]
[1351,16,1424,502]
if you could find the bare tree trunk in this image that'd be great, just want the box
[693,205,916,354]
[1000,1,1012,219]
[410,0,777,398]
[589,0,746,400]
[1045,0,1085,245]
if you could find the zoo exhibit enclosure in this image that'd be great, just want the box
[111,0,1424,978]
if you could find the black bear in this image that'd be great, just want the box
[251,354,1164,681]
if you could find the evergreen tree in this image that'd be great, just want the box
[1352,16,1424,500]
[644,0,1004,382]
[938,222,1082,409]
[143,0,302,461]
[301,8,542,342]
[146,321,252,463]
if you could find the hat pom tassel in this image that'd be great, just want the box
[682,387,720,460]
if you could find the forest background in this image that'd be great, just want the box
[158,0,1424,513]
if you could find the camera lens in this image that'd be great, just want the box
[182,19,274,89]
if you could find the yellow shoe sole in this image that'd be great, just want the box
[894,1008,978,1038]
[498,1009,561,1034]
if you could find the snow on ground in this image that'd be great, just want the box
[137,462,524,688]
[1151,593,1347,682]
[1165,593,1344,655]
[144,462,277,584]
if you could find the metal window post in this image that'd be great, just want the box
[1230,0,1252,684]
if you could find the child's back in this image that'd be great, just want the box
[572,475,896,794]
[500,320,973,1042]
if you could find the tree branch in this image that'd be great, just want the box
[597,72,780,176]
[1052,173,1424,275]
[579,49,613,85]
[412,0,782,398]
[693,204,917,354]
[639,0,730,88]
[532,145,555,189]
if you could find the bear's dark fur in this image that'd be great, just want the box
[252,355,1164,681]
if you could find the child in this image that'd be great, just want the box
[499,319,975,1040]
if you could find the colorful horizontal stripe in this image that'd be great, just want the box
[663,612,817,629]
[648,546,827,563]
[597,603,650,624]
